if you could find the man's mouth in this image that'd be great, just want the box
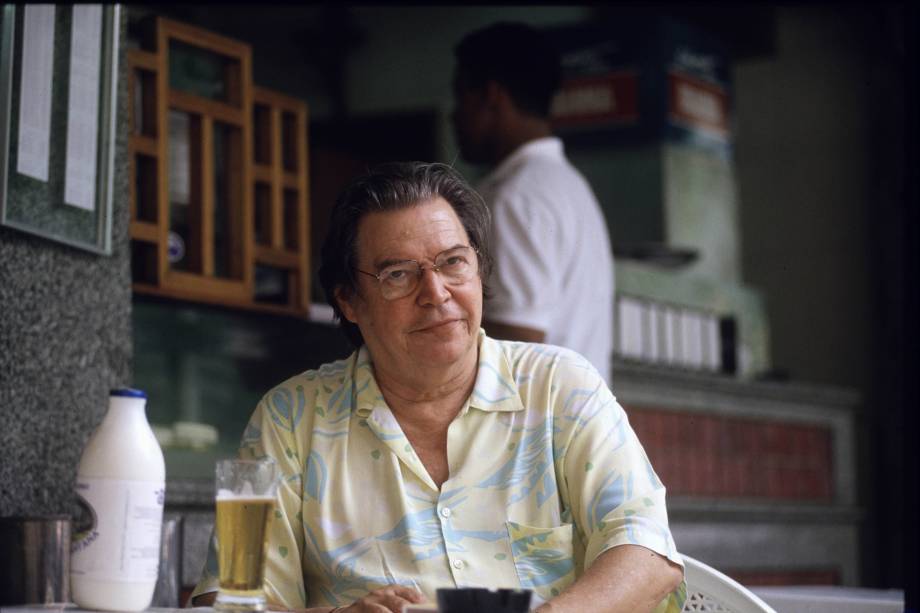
[414,319,461,333]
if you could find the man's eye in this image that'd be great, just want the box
[443,256,467,267]
[384,268,411,282]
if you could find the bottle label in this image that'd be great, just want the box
[71,477,165,582]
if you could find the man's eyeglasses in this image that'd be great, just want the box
[355,246,479,300]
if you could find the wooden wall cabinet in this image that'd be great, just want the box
[127,18,310,316]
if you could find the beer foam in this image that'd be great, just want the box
[216,488,274,501]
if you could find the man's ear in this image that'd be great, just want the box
[335,286,358,324]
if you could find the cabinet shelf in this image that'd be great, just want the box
[168,90,245,127]
[133,282,309,319]
[129,135,158,157]
[127,48,158,71]
[253,245,301,269]
[128,17,310,315]
[130,221,159,243]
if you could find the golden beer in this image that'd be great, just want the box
[216,495,274,595]
[214,458,278,612]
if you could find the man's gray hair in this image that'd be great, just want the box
[318,161,493,348]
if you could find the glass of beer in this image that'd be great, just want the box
[214,458,278,612]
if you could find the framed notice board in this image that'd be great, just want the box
[0,4,120,255]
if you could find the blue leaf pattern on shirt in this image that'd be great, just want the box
[588,470,633,532]
[304,450,327,503]
[477,422,555,506]
[303,527,415,605]
[509,527,575,588]
[267,386,305,433]
[377,507,447,561]
[328,378,362,424]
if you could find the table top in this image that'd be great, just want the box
[0,604,441,613]
[0,606,443,613]
[751,586,904,613]
[0,607,214,613]
[2,588,907,613]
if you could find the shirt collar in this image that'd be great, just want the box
[482,136,564,188]
[351,329,524,417]
[469,329,525,413]
[352,346,383,418]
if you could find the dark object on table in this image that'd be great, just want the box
[0,516,71,605]
[437,587,532,613]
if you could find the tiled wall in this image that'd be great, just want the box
[628,405,834,500]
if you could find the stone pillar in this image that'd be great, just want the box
[0,11,131,517]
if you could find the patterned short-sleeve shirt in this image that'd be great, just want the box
[193,331,686,611]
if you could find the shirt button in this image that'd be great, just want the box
[453,559,464,569]
[440,507,452,519]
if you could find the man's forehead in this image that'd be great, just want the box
[355,199,466,258]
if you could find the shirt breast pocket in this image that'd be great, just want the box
[506,521,576,602]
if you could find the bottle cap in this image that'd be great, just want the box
[109,388,147,398]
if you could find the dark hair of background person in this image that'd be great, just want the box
[319,162,494,348]
[454,21,562,118]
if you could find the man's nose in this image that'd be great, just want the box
[416,267,450,305]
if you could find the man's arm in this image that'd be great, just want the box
[482,319,545,343]
[191,587,424,613]
[550,356,686,611]
[536,545,683,613]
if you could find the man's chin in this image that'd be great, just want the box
[409,323,475,360]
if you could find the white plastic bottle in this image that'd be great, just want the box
[71,388,165,611]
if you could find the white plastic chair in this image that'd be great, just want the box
[681,554,777,613]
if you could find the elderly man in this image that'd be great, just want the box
[192,162,684,612]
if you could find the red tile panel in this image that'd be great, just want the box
[622,405,835,501]
[700,415,720,496]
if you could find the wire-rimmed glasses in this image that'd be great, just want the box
[355,245,478,300]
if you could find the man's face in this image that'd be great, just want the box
[337,197,483,374]
[451,68,495,165]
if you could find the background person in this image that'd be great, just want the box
[192,163,683,613]
[452,22,616,383]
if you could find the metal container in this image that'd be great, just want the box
[0,516,71,605]
[150,514,183,607]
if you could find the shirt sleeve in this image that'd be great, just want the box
[190,389,310,609]
[486,192,564,331]
[555,361,687,612]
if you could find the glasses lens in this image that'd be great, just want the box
[436,247,476,282]
[379,262,419,299]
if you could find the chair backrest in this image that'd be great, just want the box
[680,554,777,613]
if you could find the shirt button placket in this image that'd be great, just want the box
[439,506,465,580]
